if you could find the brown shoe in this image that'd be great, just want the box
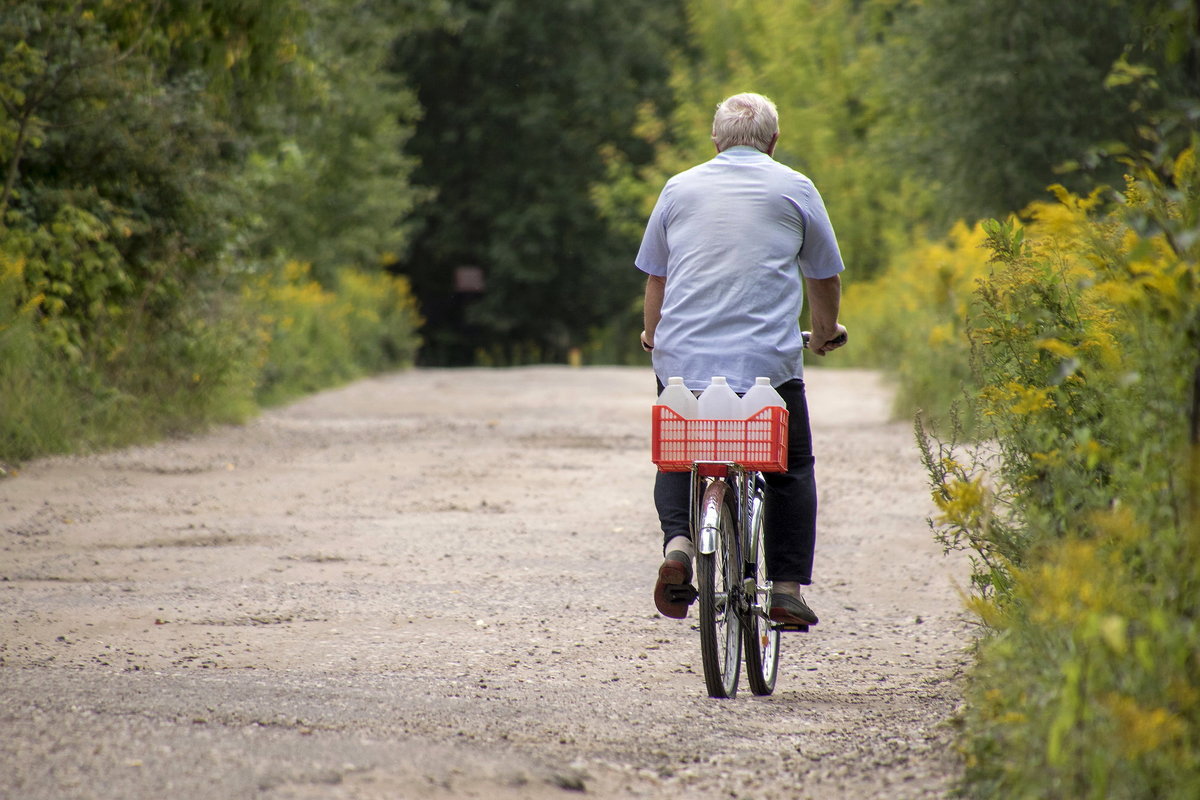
[769,592,819,626]
[653,551,695,619]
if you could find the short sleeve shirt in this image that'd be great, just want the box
[635,146,845,393]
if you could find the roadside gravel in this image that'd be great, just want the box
[0,366,971,799]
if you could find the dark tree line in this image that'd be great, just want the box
[390,0,688,364]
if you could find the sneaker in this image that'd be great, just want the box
[653,550,694,619]
[769,591,819,626]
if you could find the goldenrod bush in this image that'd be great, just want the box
[917,148,1200,797]
[244,261,422,407]
[336,268,424,373]
[842,221,991,425]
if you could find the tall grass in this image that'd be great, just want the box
[0,253,81,459]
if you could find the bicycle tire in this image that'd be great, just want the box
[742,477,780,695]
[696,480,742,698]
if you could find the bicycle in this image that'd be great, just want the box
[650,329,844,698]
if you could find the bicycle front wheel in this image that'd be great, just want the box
[696,480,742,698]
[742,479,780,695]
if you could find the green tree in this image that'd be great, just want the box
[879,0,1197,226]
[0,0,307,360]
[234,0,429,283]
[1,0,432,461]
[592,0,913,281]
[390,0,687,364]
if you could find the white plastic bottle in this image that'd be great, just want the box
[659,376,698,419]
[741,377,786,418]
[698,376,741,419]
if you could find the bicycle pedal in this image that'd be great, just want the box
[666,584,698,604]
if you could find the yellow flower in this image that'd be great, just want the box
[1035,337,1076,360]
[928,322,956,347]
[932,476,988,530]
[983,382,1056,416]
[1104,693,1186,758]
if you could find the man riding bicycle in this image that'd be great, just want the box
[636,92,847,628]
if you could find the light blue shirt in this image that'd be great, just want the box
[635,146,846,393]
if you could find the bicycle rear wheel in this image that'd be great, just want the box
[696,480,741,698]
[742,478,780,695]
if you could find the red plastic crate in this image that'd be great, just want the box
[651,405,789,472]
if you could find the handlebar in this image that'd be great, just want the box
[801,329,849,349]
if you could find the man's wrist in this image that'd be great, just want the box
[811,325,838,340]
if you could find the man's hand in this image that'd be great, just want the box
[640,330,654,352]
[808,324,848,356]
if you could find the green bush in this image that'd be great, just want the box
[920,149,1200,796]
[244,260,422,407]
[0,249,77,460]
[841,221,990,427]
[0,1,425,465]
[0,250,423,462]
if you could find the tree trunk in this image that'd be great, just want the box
[0,109,32,224]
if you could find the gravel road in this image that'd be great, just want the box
[1,366,971,799]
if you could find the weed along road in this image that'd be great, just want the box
[1,366,970,799]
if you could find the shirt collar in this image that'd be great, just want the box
[717,145,769,159]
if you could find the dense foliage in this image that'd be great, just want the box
[598,0,1199,280]
[594,0,904,281]
[838,1,1199,794]
[234,0,427,283]
[390,0,687,364]
[884,0,1146,224]
[910,152,1200,799]
[0,1,422,461]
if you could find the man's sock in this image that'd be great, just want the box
[664,534,695,561]
[773,580,801,598]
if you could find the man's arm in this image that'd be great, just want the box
[804,274,847,356]
[640,274,666,351]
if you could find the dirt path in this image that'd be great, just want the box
[0,366,971,799]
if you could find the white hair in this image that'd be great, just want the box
[711,93,779,153]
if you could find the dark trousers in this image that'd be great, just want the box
[653,379,817,584]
